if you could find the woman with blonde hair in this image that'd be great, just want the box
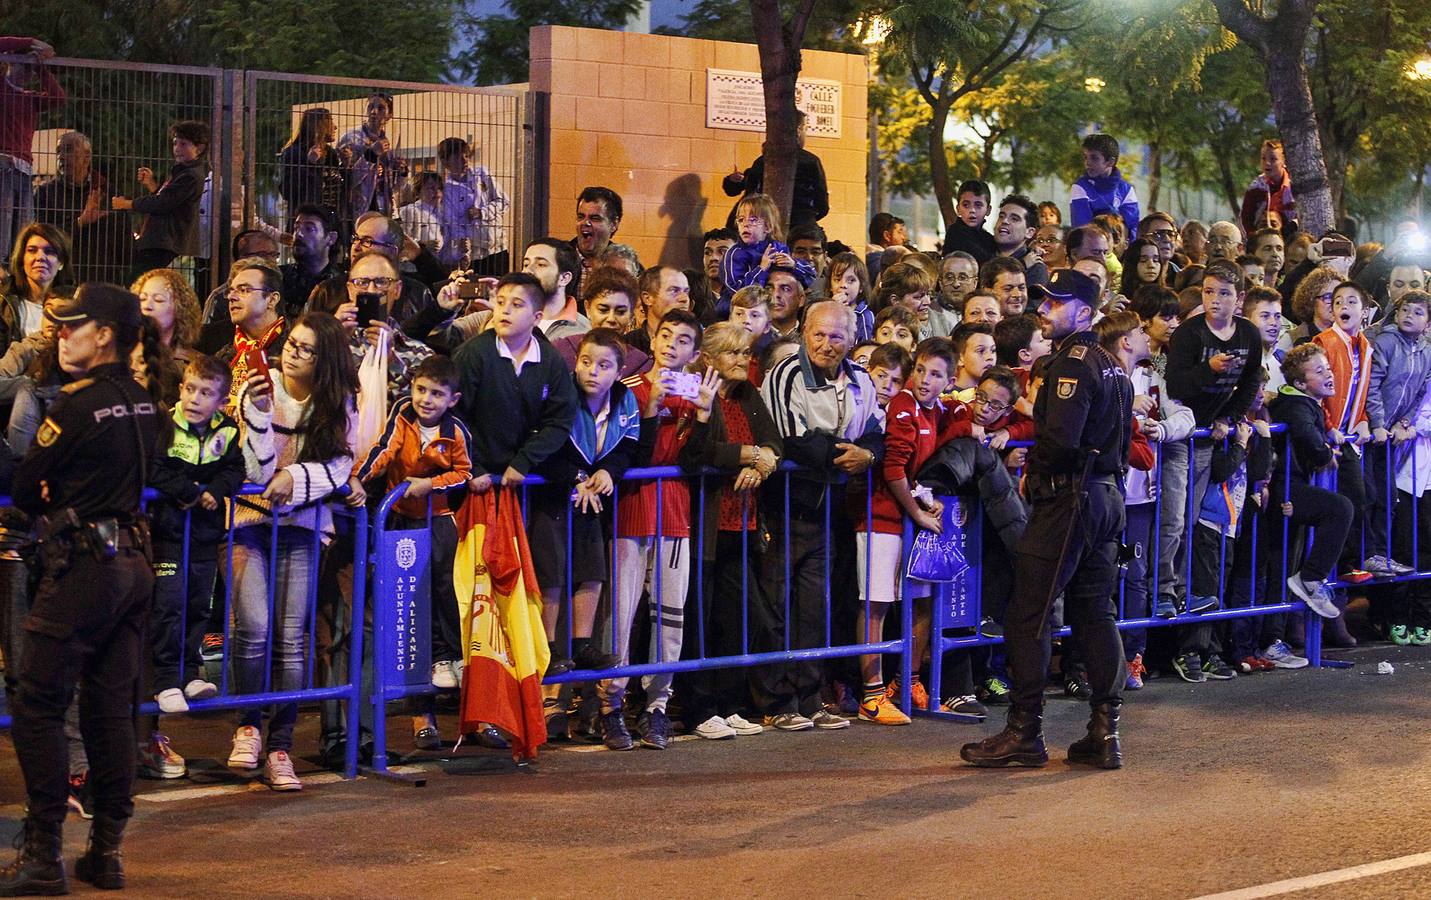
[132,267,200,402]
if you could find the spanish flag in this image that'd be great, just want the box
[453,489,550,761]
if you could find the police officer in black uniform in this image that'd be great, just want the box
[1,284,162,896]
[961,269,1132,771]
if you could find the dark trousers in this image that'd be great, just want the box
[1391,490,1431,627]
[1364,441,1394,561]
[1121,502,1154,660]
[1005,482,1126,716]
[751,517,829,718]
[149,542,219,692]
[678,531,764,725]
[1280,479,1355,583]
[12,547,153,828]
[130,247,176,282]
[1335,450,1367,571]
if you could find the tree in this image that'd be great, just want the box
[748,0,820,223]
[876,0,1081,229]
[1209,0,1334,235]
[454,0,642,87]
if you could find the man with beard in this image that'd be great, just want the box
[961,268,1132,770]
[993,194,1049,288]
[571,186,623,301]
[406,236,587,353]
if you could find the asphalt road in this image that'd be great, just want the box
[3,641,1430,899]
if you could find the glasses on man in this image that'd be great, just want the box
[284,336,317,361]
[1148,229,1176,243]
[227,283,268,297]
[351,235,397,251]
[973,390,1011,414]
[349,276,398,290]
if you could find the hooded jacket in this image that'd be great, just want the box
[1365,326,1430,431]
[1268,384,1334,489]
[1070,167,1140,240]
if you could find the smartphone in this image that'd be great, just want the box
[243,346,271,386]
[356,291,383,329]
[1321,237,1354,258]
[664,369,702,401]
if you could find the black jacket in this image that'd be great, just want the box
[133,158,207,256]
[722,150,830,228]
[942,220,996,264]
[915,437,1028,555]
[451,329,578,477]
[1267,386,1334,489]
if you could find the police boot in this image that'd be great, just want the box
[0,817,67,896]
[1067,701,1123,770]
[959,706,1047,768]
[73,817,125,891]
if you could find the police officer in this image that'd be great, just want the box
[961,269,1132,771]
[1,284,162,896]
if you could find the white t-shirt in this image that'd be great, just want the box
[20,299,44,337]
[417,422,439,448]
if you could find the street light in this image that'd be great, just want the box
[859,14,892,46]
[1084,76,1106,93]
[1406,56,1431,81]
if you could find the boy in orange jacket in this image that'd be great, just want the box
[1311,280,1373,582]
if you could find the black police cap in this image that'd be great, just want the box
[45,282,144,329]
[1029,269,1100,307]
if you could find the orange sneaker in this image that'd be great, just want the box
[858,694,912,725]
[884,678,932,711]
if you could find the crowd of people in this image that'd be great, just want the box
[3,77,1431,803]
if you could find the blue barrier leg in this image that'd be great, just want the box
[347,506,367,779]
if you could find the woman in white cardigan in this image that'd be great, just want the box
[229,312,357,791]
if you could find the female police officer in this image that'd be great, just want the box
[2,283,164,895]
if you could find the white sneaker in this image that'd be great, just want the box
[1287,573,1338,618]
[138,732,187,779]
[155,688,189,714]
[723,713,763,736]
[1261,640,1309,669]
[431,660,459,690]
[228,725,262,770]
[693,715,737,740]
[264,751,302,792]
[183,678,219,701]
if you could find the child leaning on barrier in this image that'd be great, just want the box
[604,309,716,752]
[350,355,473,752]
[1268,344,1355,627]
[852,337,961,726]
[527,329,645,722]
[1186,382,1274,680]
[140,354,246,780]
[1390,346,1431,646]
[1362,289,1431,582]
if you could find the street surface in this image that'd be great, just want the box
[3,642,1430,898]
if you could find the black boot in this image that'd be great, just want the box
[959,706,1047,768]
[73,817,125,891]
[1067,702,1123,770]
[0,818,67,897]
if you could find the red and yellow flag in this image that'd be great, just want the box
[453,489,550,761]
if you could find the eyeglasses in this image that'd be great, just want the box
[349,276,398,290]
[973,391,1011,413]
[227,283,269,297]
[351,235,397,251]
[1148,229,1176,242]
[943,272,976,282]
[285,336,317,361]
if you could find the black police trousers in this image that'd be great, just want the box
[1004,481,1126,716]
[11,545,153,828]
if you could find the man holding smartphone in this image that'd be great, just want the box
[335,253,434,405]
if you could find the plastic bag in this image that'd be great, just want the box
[354,328,390,460]
[905,499,970,583]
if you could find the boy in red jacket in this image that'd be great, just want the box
[855,338,959,725]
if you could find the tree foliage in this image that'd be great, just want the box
[0,0,459,82]
[454,0,643,86]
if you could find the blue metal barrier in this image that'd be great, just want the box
[0,483,367,779]
[367,462,914,771]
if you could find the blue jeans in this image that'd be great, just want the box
[0,157,34,262]
[230,526,317,752]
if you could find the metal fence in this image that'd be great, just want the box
[2,53,533,295]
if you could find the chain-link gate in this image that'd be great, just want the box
[240,70,532,273]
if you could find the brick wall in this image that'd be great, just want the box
[529,25,869,271]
